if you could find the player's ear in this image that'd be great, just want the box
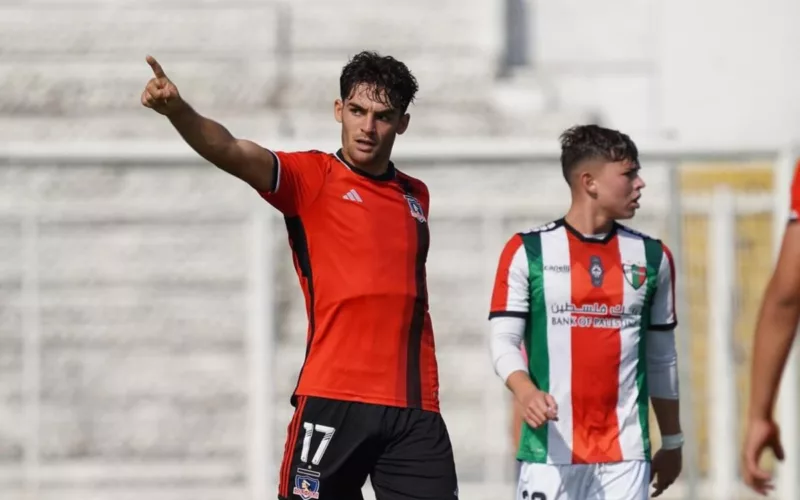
[396,113,410,135]
[334,99,344,124]
[580,169,599,197]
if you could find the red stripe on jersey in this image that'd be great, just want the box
[661,242,676,321]
[278,396,307,497]
[791,159,800,221]
[490,234,524,313]
[418,314,438,406]
[567,233,623,464]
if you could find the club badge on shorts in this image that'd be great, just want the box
[293,474,320,500]
[404,194,426,223]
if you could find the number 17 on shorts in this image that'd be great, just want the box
[292,423,335,499]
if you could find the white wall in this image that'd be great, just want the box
[528,0,800,144]
[658,0,800,144]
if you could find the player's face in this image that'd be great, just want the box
[335,84,410,169]
[593,159,645,220]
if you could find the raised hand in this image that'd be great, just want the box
[141,55,183,115]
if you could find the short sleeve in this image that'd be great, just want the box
[650,243,678,330]
[258,150,329,216]
[789,159,800,223]
[489,234,530,319]
[415,182,430,218]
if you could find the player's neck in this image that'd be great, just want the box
[340,149,391,177]
[563,205,616,237]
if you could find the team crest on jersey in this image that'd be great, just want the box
[623,263,648,290]
[589,256,604,287]
[404,194,427,223]
[293,475,320,500]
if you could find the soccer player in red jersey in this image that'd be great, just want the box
[742,159,800,495]
[141,51,458,500]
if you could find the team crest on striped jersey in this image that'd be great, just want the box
[589,256,604,287]
[623,263,647,290]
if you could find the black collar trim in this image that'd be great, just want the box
[335,149,396,181]
[560,218,619,244]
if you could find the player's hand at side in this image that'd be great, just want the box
[141,55,183,116]
[650,447,682,497]
[517,387,558,428]
[742,418,783,496]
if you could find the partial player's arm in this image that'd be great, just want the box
[741,163,800,495]
[647,242,682,497]
[509,346,528,452]
[141,55,275,192]
[748,222,800,422]
[648,327,682,454]
[647,243,681,424]
[489,234,557,428]
[741,215,800,494]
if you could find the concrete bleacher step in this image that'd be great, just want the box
[0,228,22,287]
[2,1,490,57]
[35,222,247,285]
[0,5,279,57]
[0,61,281,115]
[38,291,246,348]
[0,162,258,211]
[287,0,493,54]
[39,401,245,459]
[0,57,497,135]
[1,0,497,113]
[39,348,246,401]
[36,347,247,459]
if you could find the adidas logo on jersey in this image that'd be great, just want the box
[342,189,363,203]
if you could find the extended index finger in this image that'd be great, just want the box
[146,55,167,78]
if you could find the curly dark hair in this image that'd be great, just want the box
[559,124,640,184]
[340,51,419,114]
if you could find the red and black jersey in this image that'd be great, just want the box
[260,149,440,412]
[790,159,800,223]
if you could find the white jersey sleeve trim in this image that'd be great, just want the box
[646,328,679,399]
[489,238,530,319]
[490,316,527,382]
[265,149,281,193]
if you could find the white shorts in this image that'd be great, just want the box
[517,460,650,500]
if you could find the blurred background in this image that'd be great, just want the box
[3,0,800,499]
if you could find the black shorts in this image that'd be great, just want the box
[277,396,459,500]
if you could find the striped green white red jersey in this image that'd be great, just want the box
[489,219,677,465]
